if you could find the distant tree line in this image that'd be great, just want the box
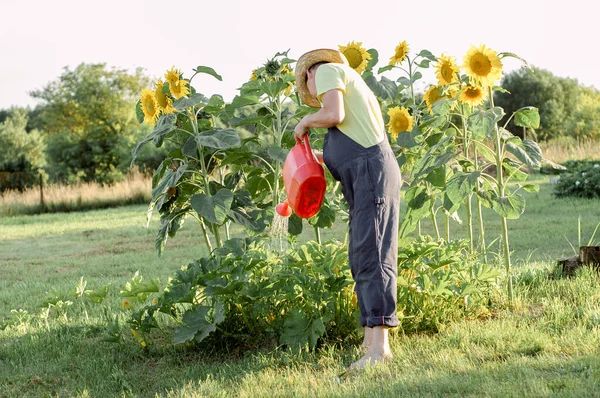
[494,66,600,140]
[0,64,167,192]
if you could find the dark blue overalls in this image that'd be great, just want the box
[323,126,401,328]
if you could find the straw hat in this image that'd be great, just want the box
[295,49,348,108]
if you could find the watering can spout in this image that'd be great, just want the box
[275,200,292,217]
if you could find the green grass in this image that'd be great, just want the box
[2,174,600,397]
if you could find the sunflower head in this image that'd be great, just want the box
[435,54,459,86]
[338,41,371,74]
[264,60,281,77]
[140,89,159,125]
[164,67,182,87]
[424,86,443,114]
[170,80,190,100]
[462,45,503,87]
[389,41,409,66]
[387,106,414,140]
[154,79,174,114]
[458,85,487,107]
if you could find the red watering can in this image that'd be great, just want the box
[276,138,326,218]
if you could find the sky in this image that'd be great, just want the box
[2,0,599,109]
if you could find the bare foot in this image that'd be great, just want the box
[349,348,393,370]
[360,327,373,351]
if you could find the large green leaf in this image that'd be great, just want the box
[425,165,446,188]
[191,188,234,224]
[445,171,481,205]
[502,159,528,181]
[173,93,208,110]
[267,146,289,163]
[204,94,225,116]
[131,114,177,163]
[135,100,144,123]
[288,213,303,236]
[409,136,457,183]
[468,107,504,140]
[514,107,540,129]
[506,138,542,168]
[492,192,525,219]
[364,75,398,101]
[279,309,325,350]
[151,164,187,204]
[172,306,215,344]
[151,164,188,203]
[432,98,453,116]
[197,129,241,150]
[193,66,222,81]
[396,127,422,149]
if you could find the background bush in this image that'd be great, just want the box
[553,160,600,199]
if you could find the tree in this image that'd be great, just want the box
[31,63,153,184]
[0,109,46,192]
[495,66,582,140]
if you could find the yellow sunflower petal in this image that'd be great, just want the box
[164,67,181,87]
[462,45,503,87]
[387,106,414,140]
[389,41,409,66]
[339,41,371,74]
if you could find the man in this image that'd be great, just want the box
[294,49,402,369]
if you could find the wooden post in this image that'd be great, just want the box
[580,246,600,267]
[39,172,45,212]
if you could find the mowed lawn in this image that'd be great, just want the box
[1,174,600,397]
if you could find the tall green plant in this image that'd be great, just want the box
[132,66,268,254]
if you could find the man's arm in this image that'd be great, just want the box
[294,90,345,141]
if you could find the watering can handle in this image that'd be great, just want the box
[297,137,316,161]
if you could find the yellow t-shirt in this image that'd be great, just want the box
[315,63,385,148]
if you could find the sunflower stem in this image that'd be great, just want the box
[489,86,513,301]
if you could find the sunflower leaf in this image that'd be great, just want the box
[135,100,144,124]
[364,75,397,100]
[197,129,241,150]
[417,50,437,61]
[193,66,223,81]
[497,52,529,68]
[514,107,540,129]
[191,188,234,225]
[378,65,394,74]
[173,93,208,110]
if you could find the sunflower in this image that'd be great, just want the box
[389,41,409,66]
[424,85,457,113]
[154,79,174,114]
[423,86,443,114]
[140,89,159,125]
[170,79,190,99]
[435,54,459,86]
[462,45,503,87]
[164,67,181,87]
[387,106,414,140]
[458,85,487,106]
[339,41,371,74]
